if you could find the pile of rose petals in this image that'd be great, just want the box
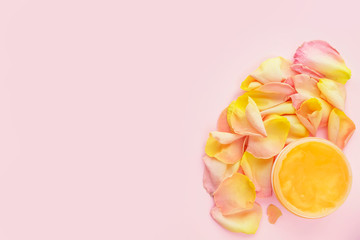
[203,40,356,234]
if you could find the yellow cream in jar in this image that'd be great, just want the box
[272,138,351,218]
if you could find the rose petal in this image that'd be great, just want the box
[260,102,295,117]
[317,97,333,127]
[241,75,263,91]
[250,82,295,95]
[282,77,294,88]
[318,78,346,111]
[227,95,267,136]
[210,203,262,234]
[282,115,309,144]
[241,151,274,198]
[205,132,245,164]
[290,74,320,110]
[292,74,321,98]
[290,93,307,109]
[210,138,244,166]
[293,97,332,128]
[246,82,296,110]
[250,57,296,84]
[203,156,240,195]
[293,40,351,84]
[267,204,282,224]
[247,115,290,159]
[209,131,242,144]
[213,173,256,215]
[290,74,333,127]
[328,108,356,149]
[292,97,332,128]
[291,63,324,79]
[296,98,322,135]
[217,108,231,132]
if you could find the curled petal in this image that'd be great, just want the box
[328,108,356,149]
[293,40,351,84]
[241,152,274,198]
[241,75,262,91]
[318,78,346,111]
[247,115,290,159]
[290,93,307,109]
[246,82,296,110]
[293,97,333,128]
[227,95,267,136]
[282,115,309,144]
[292,74,321,98]
[296,98,323,135]
[205,132,245,164]
[245,98,267,136]
[217,108,231,132]
[210,203,262,234]
[213,173,256,215]
[290,74,332,126]
[250,57,296,84]
[260,102,295,117]
[267,204,282,224]
[317,97,333,127]
[203,156,240,195]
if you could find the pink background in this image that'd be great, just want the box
[0,0,359,239]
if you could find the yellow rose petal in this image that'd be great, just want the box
[291,74,333,127]
[247,115,290,159]
[317,98,333,127]
[282,115,309,144]
[213,173,256,215]
[246,82,296,111]
[205,132,245,164]
[318,78,346,111]
[203,155,240,195]
[227,95,267,136]
[251,57,295,84]
[328,108,356,149]
[260,102,295,117]
[210,203,262,234]
[241,151,274,198]
[241,75,263,91]
[296,98,322,135]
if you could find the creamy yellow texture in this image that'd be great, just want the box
[278,141,350,216]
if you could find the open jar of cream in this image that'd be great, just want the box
[272,137,352,218]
